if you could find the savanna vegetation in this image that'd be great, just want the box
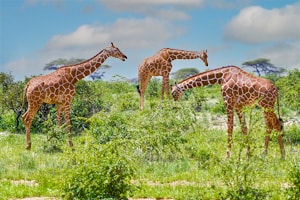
[0,69,299,199]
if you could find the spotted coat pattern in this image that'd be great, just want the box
[172,66,285,159]
[138,48,208,110]
[21,43,127,150]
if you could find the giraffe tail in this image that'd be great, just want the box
[16,84,28,131]
[136,85,141,95]
[276,90,284,132]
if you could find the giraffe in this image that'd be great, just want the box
[172,66,285,159]
[137,48,208,110]
[17,43,127,150]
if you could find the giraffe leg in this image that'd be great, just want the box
[277,131,285,159]
[139,76,151,110]
[263,111,285,159]
[63,102,73,147]
[140,90,145,110]
[263,117,272,158]
[236,108,250,157]
[162,75,170,100]
[56,104,63,126]
[226,109,234,158]
[22,105,41,150]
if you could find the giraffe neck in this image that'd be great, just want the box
[178,67,226,91]
[162,48,202,61]
[68,50,110,83]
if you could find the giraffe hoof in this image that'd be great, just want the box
[68,140,74,147]
[26,145,31,150]
[226,150,231,158]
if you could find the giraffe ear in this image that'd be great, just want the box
[205,49,207,53]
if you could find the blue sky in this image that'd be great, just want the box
[1,0,299,81]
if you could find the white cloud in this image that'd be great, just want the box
[45,17,184,53]
[207,0,251,9]
[260,41,300,70]
[224,3,300,43]
[98,0,204,10]
[4,17,184,81]
[4,56,45,81]
[97,0,204,20]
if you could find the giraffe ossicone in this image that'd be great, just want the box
[137,48,208,110]
[17,43,127,150]
[172,66,285,159]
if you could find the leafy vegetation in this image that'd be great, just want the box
[0,69,299,199]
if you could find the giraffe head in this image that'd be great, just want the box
[172,83,184,101]
[105,42,127,61]
[200,50,208,66]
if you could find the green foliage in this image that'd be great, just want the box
[285,124,300,145]
[61,139,135,200]
[88,111,132,144]
[220,157,269,200]
[135,104,197,161]
[41,118,67,153]
[88,103,195,162]
[286,162,300,199]
[0,109,16,132]
[146,78,161,98]
[276,69,300,112]
[0,69,300,199]
[0,72,24,119]
[171,68,200,81]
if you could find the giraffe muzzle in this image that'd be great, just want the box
[122,55,127,61]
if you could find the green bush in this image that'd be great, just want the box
[41,118,67,153]
[285,124,300,145]
[276,69,300,112]
[220,157,269,200]
[286,162,300,200]
[88,111,132,144]
[0,109,16,132]
[146,78,161,98]
[61,139,135,199]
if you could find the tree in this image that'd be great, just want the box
[43,58,85,70]
[242,58,285,76]
[89,65,111,80]
[0,72,24,114]
[171,68,200,81]
[275,69,300,112]
[44,58,111,80]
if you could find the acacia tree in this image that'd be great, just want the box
[242,58,285,76]
[44,58,111,80]
[171,68,200,81]
[43,58,85,70]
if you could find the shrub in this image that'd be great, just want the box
[220,157,269,200]
[88,111,132,144]
[61,139,135,199]
[41,118,67,153]
[286,162,300,200]
[0,109,16,132]
[285,124,300,145]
